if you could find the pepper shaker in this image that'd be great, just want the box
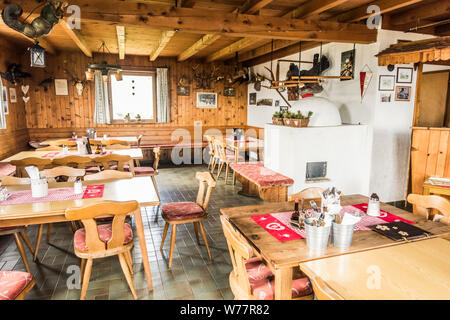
[367,193,380,216]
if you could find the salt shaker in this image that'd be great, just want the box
[74,177,83,194]
[367,193,380,216]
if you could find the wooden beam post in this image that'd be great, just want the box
[240,0,274,14]
[413,63,424,126]
[116,26,126,59]
[59,20,92,57]
[150,30,176,61]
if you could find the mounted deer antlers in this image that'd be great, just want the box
[192,64,223,90]
[64,68,87,96]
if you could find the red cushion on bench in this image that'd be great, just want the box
[0,164,16,177]
[138,142,208,148]
[230,162,294,187]
[0,271,33,300]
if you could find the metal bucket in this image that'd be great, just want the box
[331,222,355,248]
[304,218,331,251]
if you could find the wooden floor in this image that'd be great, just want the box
[0,165,264,300]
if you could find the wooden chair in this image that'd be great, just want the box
[307,275,344,300]
[94,154,134,172]
[0,176,30,185]
[288,187,325,202]
[130,147,160,200]
[10,157,52,177]
[34,166,86,261]
[160,172,216,268]
[38,146,64,151]
[84,170,133,181]
[106,144,130,150]
[137,135,143,147]
[87,139,102,146]
[48,139,77,147]
[65,201,140,300]
[102,139,128,146]
[220,216,313,300]
[212,138,241,184]
[407,194,450,225]
[205,135,215,172]
[0,271,35,300]
[52,155,93,169]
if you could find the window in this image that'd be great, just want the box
[109,71,156,122]
[0,81,6,129]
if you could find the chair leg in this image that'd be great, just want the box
[151,175,160,201]
[198,221,212,261]
[34,224,44,262]
[193,222,200,244]
[46,224,52,244]
[225,163,230,184]
[70,221,78,233]
[80,258,93,300]
[160,222,169,250]
[18,231,35,256]
[80,259,86,285]
[168,224,177,268]
[13,233,31,273]
[118,253,138,300]
[216,163,224,180]
[124,250,134,275]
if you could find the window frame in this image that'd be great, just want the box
[108,69,157,124]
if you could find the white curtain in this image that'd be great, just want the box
[94,70,111,124]
[0,81,6,129]
[156,67,169,123]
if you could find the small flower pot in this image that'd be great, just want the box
[301,119,310,127]
[283,118,292,126]
[291,119,301,127]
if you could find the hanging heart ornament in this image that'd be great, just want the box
[22,96,30,103]
[21,85,29,95]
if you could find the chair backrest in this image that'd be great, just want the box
[10,157,53,177]
[220,215,253,297]
[308,275,344,300]
[95,154,132,171]
[0,176,31,185]
[195,172,216,211]
[48,140,77,147]
[38,146,64,151]
[153,147,161,171]
[65,201,139,252]
[212,138,227,162]
[205,135,215,156]
[42,166,86,183]
[52,155,92,168]
[84,170,133,181]
[106,144,130,150]
[102,139,128,146]
[88,139,102,146]
[407,194,450,225]
[288,187,325,202]
[137,135,143,147]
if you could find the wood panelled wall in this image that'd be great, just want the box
[21,51,248,144]
[411,127,450,194]
[0,39,29,160]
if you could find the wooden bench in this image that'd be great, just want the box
[230,161,294,202]
[136,142,208,164]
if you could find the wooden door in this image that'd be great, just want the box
[417,71,449,127]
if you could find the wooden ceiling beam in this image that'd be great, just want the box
[283,0,351,19]
[240,0,274,14]
[335,0,425,23]
[436,23,450,36]
[206,38,268,62]
[59,20,92,57]
[150,30,176,61]
[116,26,126,59]
[178,0,196,8]
[177,34,222,61]
[389,1,450,26]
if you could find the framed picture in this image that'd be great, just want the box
[249,92,256,105]
[257,98,273,106]
[9,88,17,103]
[177,86,190,96]
[380,93,392,103]
[275,100,280,107]
[396,67,413,83]
[340,49,355,81]
[395,86,411,101]
[379,75,395,91]
[224,87,235,97]
[196,92,217,108]
[55,79,69,96]
[2,86,8,114]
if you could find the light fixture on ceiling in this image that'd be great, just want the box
[85,41,122,83]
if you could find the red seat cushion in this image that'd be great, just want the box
[130,166,155,175]
[0,271,33,300]
[0,163,16,176]
[162,202,205,221]
[245,257,312,300]
[230,162,294,187]
[85,166,100,173]
[73,223,133,252]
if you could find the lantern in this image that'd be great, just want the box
[29,42,46,68]
[85,68,94,81]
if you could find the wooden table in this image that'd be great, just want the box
[300,238,450,300]
[40,136,139,146]
[423,181,450,196]
[220,194,450,300]
[0,176,159,290]
[0,148,144,162]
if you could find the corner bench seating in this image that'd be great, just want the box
[230,161,294,202]
[135,142,208,164]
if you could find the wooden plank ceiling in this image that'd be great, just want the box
[0,0,449,66]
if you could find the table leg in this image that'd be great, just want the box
[274,267,293,300]
[134,209,153,290]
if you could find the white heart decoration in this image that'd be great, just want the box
[22,96,30,103]
[21,85,29,95]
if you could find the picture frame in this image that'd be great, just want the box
[224,87,235,97]
[2,86,8,115]
[396,67,413,83]
[395,86,411,101]
[249,92,256,105]
[340,49,355,81]
[196,92,217,108]
[9,87,17,103]
[380,92,392,103]
[177,86,190,96]
[379,75,395,91]
[257,98,273,107]
[54,79,69,96]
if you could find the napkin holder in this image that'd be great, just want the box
[31,178,48,198]
[77,140,88,155]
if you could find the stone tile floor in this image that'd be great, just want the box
[0,165,264,300]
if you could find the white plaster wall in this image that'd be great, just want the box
[248,29,438,202]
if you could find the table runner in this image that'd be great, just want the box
[42,151,112,158]
[250,203,414,242]
[0,185,104,205]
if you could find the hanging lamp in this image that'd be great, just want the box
[85,41,122,83]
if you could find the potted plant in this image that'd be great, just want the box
[282,111,291,126]
[124,113,131,123]
[291,111,303,127]
[302,111,313,127]
[135,114,142,122]
[272,111,283,125]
